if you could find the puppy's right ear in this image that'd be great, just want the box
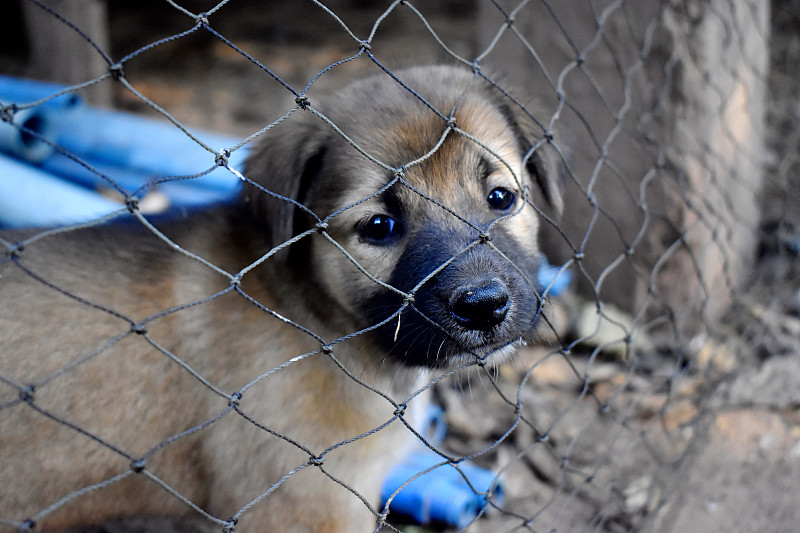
[488,90,565,218]
[525,143,565,217]
[242,117,327,254]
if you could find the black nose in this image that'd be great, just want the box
[449,279,510,331]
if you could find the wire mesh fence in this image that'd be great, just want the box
[1,1,798,532]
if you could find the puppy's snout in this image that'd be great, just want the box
[449,278,510,331]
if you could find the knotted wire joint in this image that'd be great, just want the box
[229,392,242,408]
[18,384,35,404]
[0,104,17,123]
[215,149,231,167]
[125,195,140,214]
[295,95,310,109]
[130,459,146,473]
[109,63,125,81]
[7,241,24,259]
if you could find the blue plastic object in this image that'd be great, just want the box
[0,106,54,162]
[0,75,83,109]
[381,405,504,528]
[381,449,505,528]
[0,154,121,227]
[538,255,572,297]
[38,105,246,202]
[0,76,245,228]
[0,75,82,162]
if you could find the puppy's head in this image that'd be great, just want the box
[244,65,563,367]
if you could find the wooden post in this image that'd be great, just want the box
[21,0,112,107]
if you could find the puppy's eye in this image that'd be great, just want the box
[358,214,401,244]
[487,187,516,211]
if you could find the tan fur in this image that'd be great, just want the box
[0,66,561,532]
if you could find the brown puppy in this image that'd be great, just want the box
[0,65,562,532]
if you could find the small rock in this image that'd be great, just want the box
[662,399,699,431]
[573,302,654,360]
[789,439,800,460]
[728,355,800,407]
[623,476,653,514]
